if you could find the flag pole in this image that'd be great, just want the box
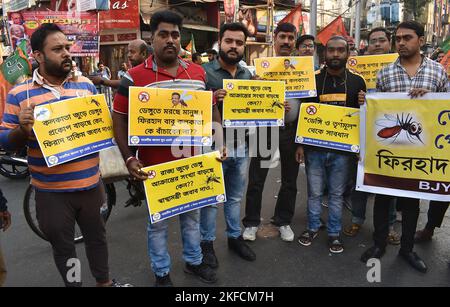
[310,0,317,37]
[355,0,361,49]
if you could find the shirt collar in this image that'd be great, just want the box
[33,69,71,87]
[144,55,188,72]
[395,55,427,71]
[211,58,245,74]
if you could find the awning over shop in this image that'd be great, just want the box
[182,24,219,32]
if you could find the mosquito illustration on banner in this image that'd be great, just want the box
[206,173,221,185]
[271,101,284,109]
[376,113,424,144]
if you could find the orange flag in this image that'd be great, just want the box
[317,16,348,45]
[279,4,305,34]
[440,50,450,76]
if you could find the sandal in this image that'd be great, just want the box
[298,230,318,246]
[343,224,361,237]
[387,229,401,245]
[328,236,344,254]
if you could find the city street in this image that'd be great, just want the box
[1,162,449,287]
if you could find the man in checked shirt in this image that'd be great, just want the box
[360,21,449,273]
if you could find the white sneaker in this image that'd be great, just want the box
[279,225,294,242]
[243,227,258,241]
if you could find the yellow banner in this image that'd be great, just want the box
[128,87,213,146]
[357,93,450,201]
[222,79,285,127]
[295,103,360,153]
[142,151,226,223]
[32,94,114,167]
[254,56,317,99]
[347,53,398,90]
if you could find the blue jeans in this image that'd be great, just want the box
[351,192,397,226]
[200,144,249,241]
[348,161,397,226]
[147,210,202,277]
[305,149,352,236]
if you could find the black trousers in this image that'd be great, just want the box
[373,195,419,253]
[425,201,450,229]
[35,184,109,287]
[243,125,299,227]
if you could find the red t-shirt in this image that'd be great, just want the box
[113,56,209,166]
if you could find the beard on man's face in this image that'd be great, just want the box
[325,57,347,70]
[219,48,243,65]
[43,54,72,78]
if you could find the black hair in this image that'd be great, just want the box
[326,35,349,52]
[219,22,249,41]
[396,21,425,38]
[139,42,149,56]
[206,49,217,55]
[30,23,64,52]
[296,34,315,49]
[192,52,202,62]
[172,92,180,97]
[368,27,391,42]
[274,22,297,36]
[150,10,183,34]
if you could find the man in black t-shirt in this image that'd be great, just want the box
[295,36,366,254]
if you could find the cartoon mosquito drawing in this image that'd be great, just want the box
[206,173,221,185]
[345,110,359,118]
[376,113,424,144]
[35,108,49,120]
[171,91,192,108]
[90,98,100,107]
[271,101,285,109]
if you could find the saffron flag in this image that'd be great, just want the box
[440,50,450,75]
[185,33,196,54]
[317,16,348,45]
[278,4,305,35]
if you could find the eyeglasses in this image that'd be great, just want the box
[299,44,315,49]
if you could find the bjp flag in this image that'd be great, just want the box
[317,16,348,45]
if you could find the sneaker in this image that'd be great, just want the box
[184,262,218,284]
[298,230,318,246]
[328,236,344,254]
[201,241,218,269]
[279,225,294,242]
[228,236,256,261]
[387,229,401,245]
[343,224,361,237]
[110,279,133,287]
[242,226,258,241]
[154,274,173,287]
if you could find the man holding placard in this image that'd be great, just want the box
[295,36,366,254]
[0,24,128,287]
[359,21,449,273]
[344,27,401,245]
[200,22,256,268]
[243,23,300,243]
[113,11,224,286]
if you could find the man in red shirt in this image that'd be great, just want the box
[113,10,224,287]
